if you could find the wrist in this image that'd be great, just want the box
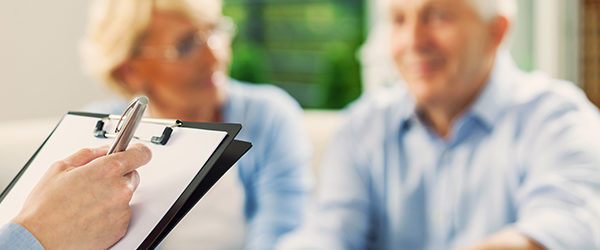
[11,214,48,249]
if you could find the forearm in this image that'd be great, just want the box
[464,229,544,250]
[245,187,309,250]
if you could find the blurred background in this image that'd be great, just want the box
[0,0,598,121]
[0,0,600,121]
[0,0,599,186]
[0,0,599,224]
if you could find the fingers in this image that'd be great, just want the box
[91,143,152,176]
[123,170,140,192]
[58,145,110,169]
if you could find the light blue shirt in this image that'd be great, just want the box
[278,53,600,250]
[0,223,43,249]
[85,80,312,250]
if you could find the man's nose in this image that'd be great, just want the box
[406,19,431,51]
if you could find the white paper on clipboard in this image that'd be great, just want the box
[0,114,227,249]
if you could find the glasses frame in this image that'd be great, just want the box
[133,17,236,62]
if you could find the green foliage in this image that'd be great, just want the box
[320,43,362,109]
[224,0,365,109]
[229,42,269,84]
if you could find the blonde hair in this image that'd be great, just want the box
[80,0,222,97]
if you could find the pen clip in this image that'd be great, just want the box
[114,99,138,133]
[107,96,148,155]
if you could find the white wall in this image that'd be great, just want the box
[533,0,580,84]
[0,0,112,122]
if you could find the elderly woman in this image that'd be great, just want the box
[80,0,312,249]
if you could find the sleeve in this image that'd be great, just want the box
[513,103,600,249]
[243,101,314,250]
[276,115,374,250]
[0,223,44,250]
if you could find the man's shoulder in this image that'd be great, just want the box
[344,83,413,119]
[503,71,600,140]
[337,84,409,141]
[509,71,598,118]
[345,84,408,117]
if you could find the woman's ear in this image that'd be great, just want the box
[114,61,146,93]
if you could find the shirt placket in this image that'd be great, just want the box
[430,142,456,248]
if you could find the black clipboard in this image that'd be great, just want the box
[141,121,252,249]
[0,112,252,249]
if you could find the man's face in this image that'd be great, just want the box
[390,0,499,107]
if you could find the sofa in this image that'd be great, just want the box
[0,110,341,197]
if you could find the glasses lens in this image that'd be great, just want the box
[176,32,199,59]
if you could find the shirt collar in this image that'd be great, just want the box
[394,86,418,132]
[468,51,518,131]
[396,50,519,132]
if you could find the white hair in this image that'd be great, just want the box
[467,0,517,22]
[380,0,517,22]
[80,0,222,97]
[467,0,518,48]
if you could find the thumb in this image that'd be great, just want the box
[124,170,140,192]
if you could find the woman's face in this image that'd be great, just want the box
[122,11,231,115]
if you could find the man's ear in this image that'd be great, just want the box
[114,61,146,93]
[488,16,510,51]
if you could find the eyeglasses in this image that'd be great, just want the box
[134,17,236,61]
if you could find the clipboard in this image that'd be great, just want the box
[0,112,252,249]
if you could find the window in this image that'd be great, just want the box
[224,0,366,109]
[224,0,598,109]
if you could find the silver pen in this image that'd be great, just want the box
[107,96,149,155]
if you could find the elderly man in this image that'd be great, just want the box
[278,0,600,249]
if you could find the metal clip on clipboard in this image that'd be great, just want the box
[93,104,182,146]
